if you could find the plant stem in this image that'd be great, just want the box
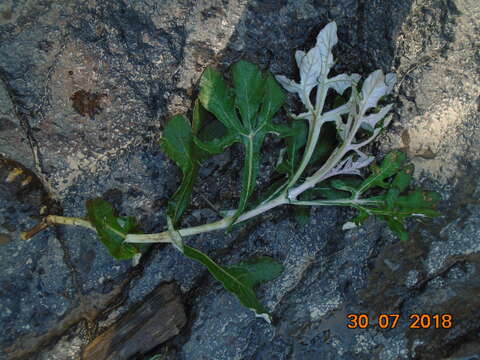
[127,105,367,245]
[288,95,364,200]
[21,215,95,240]
[286,78,328,189]
[125,194,288,243]
[292,198,382,207]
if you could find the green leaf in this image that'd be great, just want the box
[308,122,338,166]
[193,100,229,142]
[391,164,414,192]
[306,177,363,200]
[276,121,307,176]
[167,167,199,224]
[331,179,358,194]
[312,151,442,240]
[232,60,265,129]
[199,67,243,133]
[183,246,283,321]
[258,73,286,129]
[166,214,282,321]
[385,164,414,209]
[191,100,215,161]
[198,62,287,224]
[231,71,289,223]
[194,131,239,155]
[234,132,264,223]
[395,189,441,215]
[386,218,408,241]
[86,198,142,260]
[357,150,407,194]
[307,186,348,200]
[160,105,217,224]
[160,114,198,224]
[353,208,370,225]
[160,114,194,173]
[385,187,400,209]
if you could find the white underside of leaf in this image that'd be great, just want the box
[276,21,397,199]
[255,312,272,323]
[342,221,357,230]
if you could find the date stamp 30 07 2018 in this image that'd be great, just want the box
[346,314,453,329]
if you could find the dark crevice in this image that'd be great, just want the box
[0,67,55,198]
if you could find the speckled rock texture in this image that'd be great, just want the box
[0,0,479,359]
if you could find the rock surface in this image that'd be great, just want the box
[83,283,186,360]
[0,0,479,359]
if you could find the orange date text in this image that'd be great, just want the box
[346,313,453,329]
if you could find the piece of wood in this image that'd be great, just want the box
[83,283,186,360]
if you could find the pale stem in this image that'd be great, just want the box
[25,80,385,246]
[286,77,328,189]
[126,194,288,243]
[288,99,369,199]
[292,199,382,207]
[21,215,95,240]
[130,81,366,244]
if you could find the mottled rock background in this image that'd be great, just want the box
[0,0,479,359]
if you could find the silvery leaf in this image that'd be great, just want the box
[342,221,357,230]
[360,104,393,130]
[291,111,313,121]
[360,70,393,112]
[298,22,338,91]
[275,22,339,111]
[351,73,361,86]
[314,21,337,75]
[335,120,348,141]
[323,102,351,122]
[327,74,356,95]
[321,151,373,179]
[386,73,396,93]
[275,75,300,94]
[295,50,306,68]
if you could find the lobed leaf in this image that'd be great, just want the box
[300,150,440,240]
[360,70,396,113]
[276,121,307,176]
[352,153,440,240]
[86,198,142,260]
[232,60,265,129]
[235,133,264,222]
[356,150,407,194]
[160,115,198,224]
[198,61,289,224]
[167,218,283,321]
[275,22,340,108]
[199,67,243,133]
[183,247,283,322]
[161,102,216,224]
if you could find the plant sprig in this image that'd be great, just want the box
[22,22,440,322]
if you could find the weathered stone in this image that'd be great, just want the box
[0,78,34,170]
[83,283,186,360]
[0,156,73,359]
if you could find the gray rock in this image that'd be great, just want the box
[0,158,73,358]
[0,79,34,170]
